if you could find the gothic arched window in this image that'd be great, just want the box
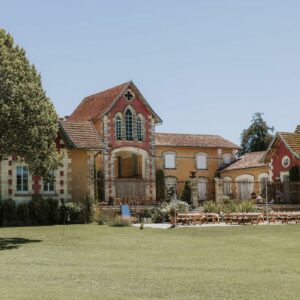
[137,116,144,141]
[116,115,122,140]
[125,109,133,140]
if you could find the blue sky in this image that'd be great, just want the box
[1,0,300,144]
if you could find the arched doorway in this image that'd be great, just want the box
[111,147,149,201]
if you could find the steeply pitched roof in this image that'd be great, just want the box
[221,151,267,171]
[155,133,240,149]
[262,130,300,162]
[69,82,130,121]
[278,132,300,157]
[59,121,105,150]
[69,81,162,123]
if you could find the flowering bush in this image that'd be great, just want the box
[145,200,190,222]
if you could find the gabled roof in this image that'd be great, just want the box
[69,81,162,123]
[278,132,300,157]
[155,133,240,149]
[221,151,267,171]
[59,121,105,150]
[262,131,300,162]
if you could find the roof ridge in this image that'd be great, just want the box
[83,81,131,101]
[156,132,222,137]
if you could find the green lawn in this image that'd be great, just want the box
[1,225,300,300]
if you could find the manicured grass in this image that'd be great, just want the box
[1,225,300,299]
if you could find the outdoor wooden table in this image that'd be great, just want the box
[203,213,219,224]
[268,212,300,224]
[225,213,263,225]
[176,213,206,225]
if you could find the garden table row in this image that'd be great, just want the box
[175,213,219,225]
[224,213,264,225]
[268,212,300,224]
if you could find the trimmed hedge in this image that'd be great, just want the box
[0,197,94,227]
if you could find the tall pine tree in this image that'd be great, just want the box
[240,112,274,155]
[0,29,62,176]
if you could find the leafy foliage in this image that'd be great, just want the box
[203,201,221,213]
[289,166,300,181]
[94,210,115,225]
[156,169,165,202]
[180,181,192,204]
[165,185,176,202]
[108,216,131,227]
[81,195,95,224]
[0,29,62,176]
[145,200,190,222]
[96,170,105,201]
[240,112,274,155]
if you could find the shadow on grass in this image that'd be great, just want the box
[0,237,42,251]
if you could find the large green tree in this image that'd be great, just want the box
[240,112,274,154]
[0,29,62,176]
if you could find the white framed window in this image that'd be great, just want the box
[236,174,254,200]
[137,116,144,141]
[164,152,176,169]
[196,153,207,170]
[125,108,133,140]
[223,177,232,196]
[43,170,56,193]
[198,177,208,201]
[16,166,29,192]
[115,115,122,140]
[222,154,231,165]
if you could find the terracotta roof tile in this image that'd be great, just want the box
[155,133,240,149]
[69,82,130,121]
[279,132,300,157]
[222,151,267,171]
[59,121,105,150]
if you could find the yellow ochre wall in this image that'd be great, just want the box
[220,166,269,198]
[155,146,235,198]
[70,150,89,202]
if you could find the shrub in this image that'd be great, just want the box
[16,203,31,225]
[96,170,105,201]
[165,185,176,203]
[180,181,192,205]
[82,195,95,224]
[222,195,231,204]
[156,169,165,202]
[148,206,168,223]
[203,201,220,214]
[238,200,257,213]
[145,200,190,222]
[1,199,17,226]
[28,197,51,225]
[109,216,131,227]
[46,198,59,224]
[62,202,84,224]
[95,210,115,225]
[168,200,190,216]
[222,199,238,214]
